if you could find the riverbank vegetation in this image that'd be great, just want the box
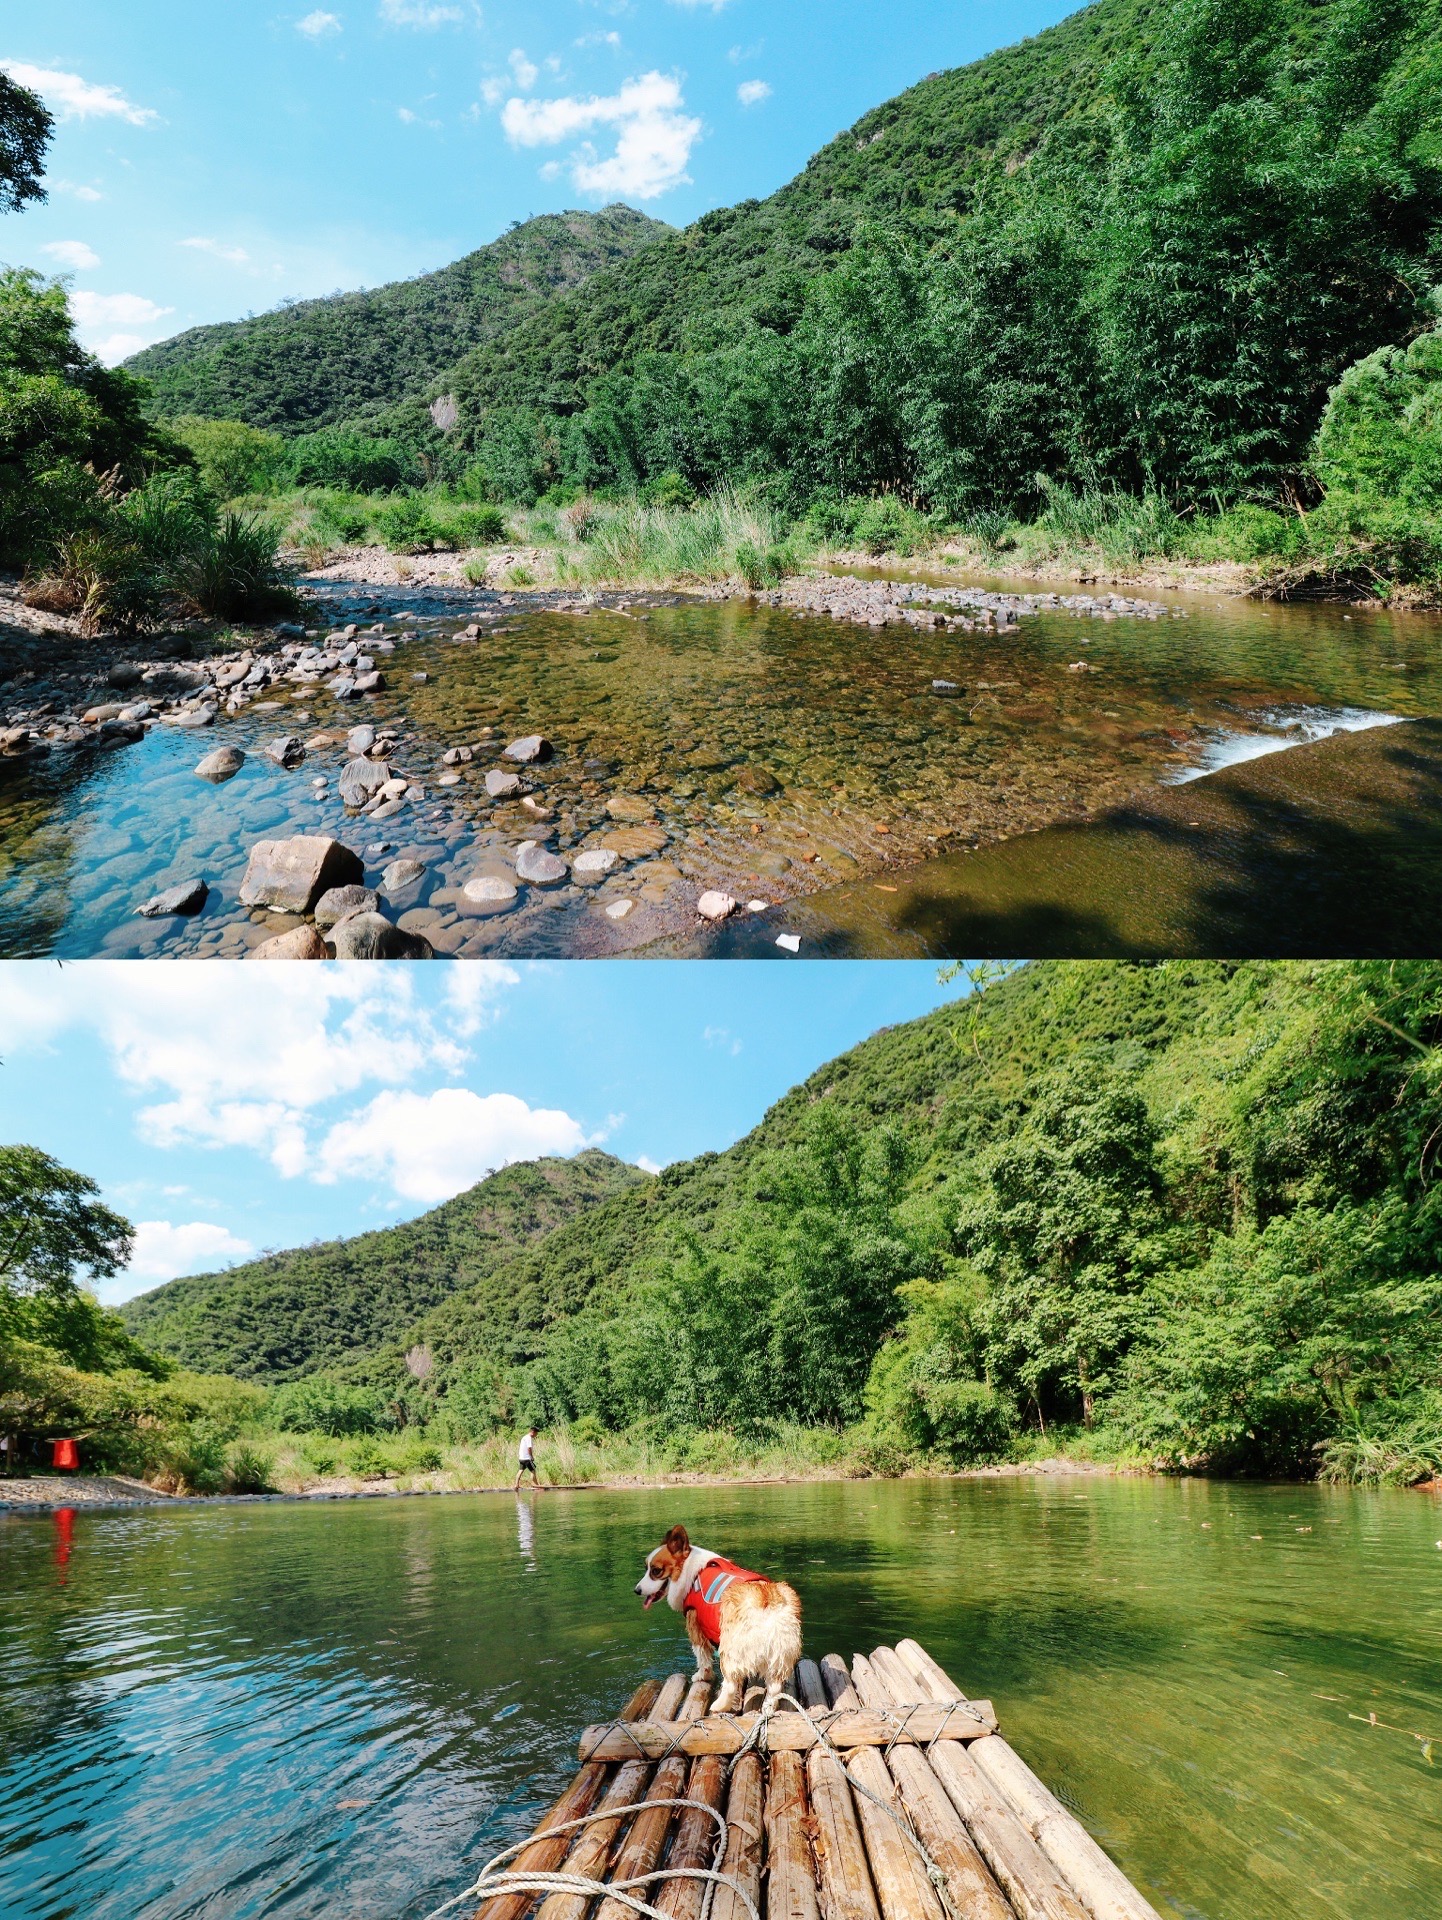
[105,962,1442,1494]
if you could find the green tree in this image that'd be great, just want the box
[0,1145,133,1298]
[960,1068,1172,1429]
[0,69,52,213]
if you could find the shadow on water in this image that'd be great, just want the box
[680,720,1442,957]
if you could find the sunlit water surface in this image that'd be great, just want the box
[3,1477,1440,1920]
[0,583,1438,956]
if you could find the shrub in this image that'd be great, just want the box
[307,497,369,547]
[268,1376,383,1437]
[288,428,416,493]
[462,555,490,585]
[153,1421,227,1495]
[224,1441,274,1494]
[372,494,440,552]
[350,1437,387,1479]
[445,503,507,546]
[169,417,288,500]
[640,470,696,510]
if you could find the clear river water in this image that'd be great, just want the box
[1,579,1440,957]
[2,1476,1439,1920]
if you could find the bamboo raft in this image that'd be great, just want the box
[457,1641,1161,1920]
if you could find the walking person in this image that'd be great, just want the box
[514,1425,543,1491]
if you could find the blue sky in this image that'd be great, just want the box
[0,960,964,1303]
[1,1,1077,361]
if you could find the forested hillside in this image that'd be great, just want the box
[123,0,1442,528]
[125,206,667,434]
[122,962,1442,1482]
[120,1150,648,1381]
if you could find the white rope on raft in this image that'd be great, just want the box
[417,1795,755,1920]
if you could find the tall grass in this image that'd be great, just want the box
[549,491,812,586]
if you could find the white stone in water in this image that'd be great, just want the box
[572,848,619,877]
[438,772,462,787]
[515,841,568,886]
[775,934,802,954]
[746,900,769,913]
[696,890,737,922]
[604,898,634,920]
[462,873,519,911]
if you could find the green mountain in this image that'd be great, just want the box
[117,962,1442,1478]
[445,0,1152,418]
[120,1149,649,1381]
[124,205,669,434]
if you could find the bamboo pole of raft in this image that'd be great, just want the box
[818,1654,945,1920]
[595,1676,712,1920]
[858,1652,1088,1920]
[850,1654,1016,1920]
[576,1703,995,1762]
[795,1660,882,1920]
[476,1677,662,1920]
[708,1748,763,1920]
[892,1642,1163,1920]
[535,1672,691,1920]
[765,1751,821,1920]
[654,1746,726,1920]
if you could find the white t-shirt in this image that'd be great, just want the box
[518,1433,535,1463]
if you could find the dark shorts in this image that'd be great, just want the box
[518,1458,537,1475]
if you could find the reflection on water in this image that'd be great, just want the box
[0,581,1439,956]
[2,1477,1439,1920]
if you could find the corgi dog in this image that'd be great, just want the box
[634,1523,802,1714]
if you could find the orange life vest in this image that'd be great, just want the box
[683,1555,765,1648]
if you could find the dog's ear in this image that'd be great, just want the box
[664,1524,690,1556]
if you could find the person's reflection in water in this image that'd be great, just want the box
[516,1495,536,1570]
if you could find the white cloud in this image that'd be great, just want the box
[635,1156,664,1175]
[2,62,155,125]
[703,1024,743,1057]
[668,1,734,11]
[297,9,343,35]
[397,105,418,122]
[56,181,105,202]
[501,70,700,200]
[316,1088,596,1203]
[182,236,250,264]
[90,333,150,364]
[577,31,622,49]
[121,1220,255,1292]
[69,290,172,326]
[41,239,100,271]
[737,79,771,107]
[0,964,524,1193]
[509,47,539,90]
[378,0,462,25]
[67,290,175,363]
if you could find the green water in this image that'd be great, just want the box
[2,1477,1439,1920]
[1,581,1439,957]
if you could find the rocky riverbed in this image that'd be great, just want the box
[0,569,1430,959]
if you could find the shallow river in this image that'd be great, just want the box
[3,1477,1439,1920]
[1,579,1439,957]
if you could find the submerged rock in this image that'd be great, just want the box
[237,835,362,914]
[195,745,245,782]
[515,841,568,886]
[330,910,433,959]
[314,884,379,930]
[460,873,519,914]
[572,847,619,885]
[505,734,554,765]
[382,858,427,893]
[266,734,305,767]
[136,878,208,918]
[338,756,391,807]
[485,768,525,799]
[697,890,737,921]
